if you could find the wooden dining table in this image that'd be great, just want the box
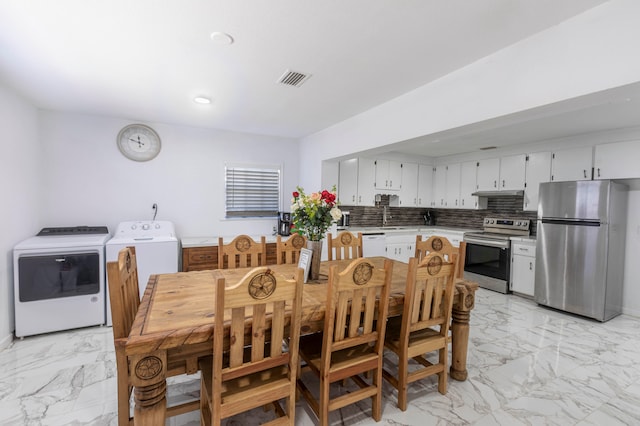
[124,257,478,425]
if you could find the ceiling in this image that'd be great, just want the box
[3,0,637,158]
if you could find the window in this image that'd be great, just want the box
[225,164,281,218]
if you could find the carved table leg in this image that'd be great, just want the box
[450,289,475,381]
[129,352,167,426]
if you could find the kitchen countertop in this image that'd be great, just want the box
[509,235,537,242]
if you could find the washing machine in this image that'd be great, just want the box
[105,220,179,325]
[13,226,110,338]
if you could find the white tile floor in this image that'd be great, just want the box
[2,289,640,425]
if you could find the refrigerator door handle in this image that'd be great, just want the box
[540,218,601,227]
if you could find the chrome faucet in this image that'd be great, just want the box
[383,205,392,226]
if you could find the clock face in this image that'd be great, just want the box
[117,124,161,161]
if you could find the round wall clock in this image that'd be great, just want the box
[117,124,161,161]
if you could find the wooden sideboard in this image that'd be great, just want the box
[182,243,279,271]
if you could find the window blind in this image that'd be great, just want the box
[225,165,280,218]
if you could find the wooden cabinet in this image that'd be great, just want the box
[523,152,551,211]
[182,243,278,271]
[338,158,358,205]
[551,146,593,182]
[476,158,500,191]
[445,163,461,208]
[398,162,418,207]
[356,158,377,206]
[499,154,527,190]
[510,240,536,297]
[417,164,433,207]
[594,140,640,179]
[374,159,402,192]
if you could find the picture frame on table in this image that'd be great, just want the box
[298,248,313,283]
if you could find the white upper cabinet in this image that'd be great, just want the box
[417,164,433,208]
[374,159,402,192]
[499,154,527,190]
[338,158,358,205]
[551,146,593,182]
[476,158,500,191]
[433,165,447,208]
[460,161,482,209]
[523,152,552,211]
[357,158,377,206]
[594,140,640,180]
[445,163,461,208]
[398,162,418,207]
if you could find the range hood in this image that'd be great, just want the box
[471,189,524,197]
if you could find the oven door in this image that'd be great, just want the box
[463,237,511,293]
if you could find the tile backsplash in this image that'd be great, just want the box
[340,195,538,236]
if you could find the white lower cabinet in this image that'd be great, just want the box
[510,239,536,297]
[385,233,416,263]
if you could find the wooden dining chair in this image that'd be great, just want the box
[218,235,267,269]
[297,257,393,426]
[327,230,363,260]
[382,253,456,411]
[415,235,466,280]
[106,247,199,426]
[276,233,307,264]
[199,266,305,425]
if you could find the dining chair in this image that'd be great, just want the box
[382,253,456,411]
[327,230,363,260]
[106,246,199,426]
[199,266,305,425]
[276,233,307,264]
[218,235,267,269]
[296,257,393,426]
[415,235,466,280]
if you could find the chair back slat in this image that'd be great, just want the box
[276,234,307,264]
[218,235,267,269]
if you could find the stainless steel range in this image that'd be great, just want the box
[463,217,530,294]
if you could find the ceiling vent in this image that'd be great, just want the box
[278,70,311,87]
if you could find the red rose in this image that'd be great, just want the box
[292,191,299,198]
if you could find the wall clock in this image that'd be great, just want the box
[117,124,161,161]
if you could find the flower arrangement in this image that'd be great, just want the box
[290,186,342,241]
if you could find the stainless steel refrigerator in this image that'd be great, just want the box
[535,180,628,321]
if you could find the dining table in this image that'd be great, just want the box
[124,256,478,425]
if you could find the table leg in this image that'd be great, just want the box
[129,352,168,426]
[450,290,475,381]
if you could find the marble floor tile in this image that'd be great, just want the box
[2,289,640,425]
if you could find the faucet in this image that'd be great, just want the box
[383,206,392,226]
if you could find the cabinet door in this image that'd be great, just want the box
[388,160,402,190]
[523,152,551,211]
[551,147,593,182]
[476,158,500,191]
[594,140,640,180]
[460,161,478,209]
[357,158,376,206]
[511,254,535,296]
[445,163,461,208]
[399,162,418,207]
[374,159,389,192]
[500,154,526,190]
[433,165,447,208]
[338,158,358,205]
[417,164,433,207]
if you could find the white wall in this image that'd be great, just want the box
[0,82,41,348]
[39,111,300,238]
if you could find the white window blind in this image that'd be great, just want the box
[225,164,280,218]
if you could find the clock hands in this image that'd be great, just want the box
[129,136,145,148]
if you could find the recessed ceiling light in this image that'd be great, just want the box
[194,96,211,104]
[210,32,233,45]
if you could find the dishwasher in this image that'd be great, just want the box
[362,232,387,257]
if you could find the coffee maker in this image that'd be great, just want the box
[278,212,291,236]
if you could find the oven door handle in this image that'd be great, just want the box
[463,237,510,249]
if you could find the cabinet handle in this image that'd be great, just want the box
[597,168,601,178]
[529,262,533,270]
[494,180,497,188]
[583,169,587,179]
[502,180,505,187]
[455,199,458,206]
[390,180,393,187]
[352,195,355,202]
[462,199,464,206]
[386,179,389,187]
[418,198,421,204]
[414,198,417,205]
[358,195,362,203]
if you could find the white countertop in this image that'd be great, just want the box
[182,235,278,248]
[509,235,537,243]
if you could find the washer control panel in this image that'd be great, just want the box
[113,221,175,239]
